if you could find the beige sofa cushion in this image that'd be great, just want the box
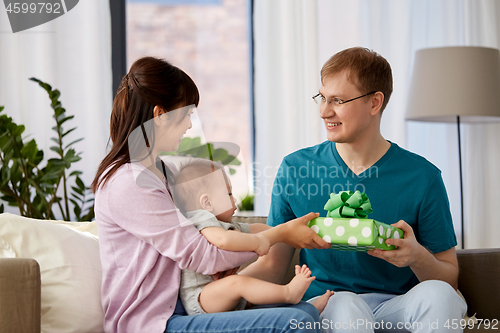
[0,213,103,333]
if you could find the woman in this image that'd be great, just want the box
[92,56,329,333]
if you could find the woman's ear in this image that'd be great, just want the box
[153,105,164,126]
[199,193,213,212]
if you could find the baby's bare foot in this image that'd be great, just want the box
[284,265,315,304]
[313,290,335,314]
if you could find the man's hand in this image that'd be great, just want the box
[367,220,425,267]
[367,220,459,289]
[281,212,331,249]
[213,266,239,281]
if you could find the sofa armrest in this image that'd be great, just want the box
[0,258,41,333]
[457,248,500,320]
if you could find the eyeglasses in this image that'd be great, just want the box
[312,91,377,106]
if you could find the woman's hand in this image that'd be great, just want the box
[280,213,331,249]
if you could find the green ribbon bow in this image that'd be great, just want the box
[324,191,373,218]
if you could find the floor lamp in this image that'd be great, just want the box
[406,46,500,249]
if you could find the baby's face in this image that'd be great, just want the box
[211,183,237,222]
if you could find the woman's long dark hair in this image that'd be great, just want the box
[91,57,199,192]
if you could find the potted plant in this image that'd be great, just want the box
[0,78,94,221]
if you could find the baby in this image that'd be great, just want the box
[172,158,333,315]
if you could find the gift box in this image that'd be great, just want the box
[308,191,404,251]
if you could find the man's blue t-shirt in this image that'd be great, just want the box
[268,141,457,299]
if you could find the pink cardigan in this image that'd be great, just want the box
[95,163,256,333]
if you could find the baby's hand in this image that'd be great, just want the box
[255,233,271,256]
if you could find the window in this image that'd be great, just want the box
[126,0,253,204]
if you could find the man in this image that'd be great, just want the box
[242,47,466,332]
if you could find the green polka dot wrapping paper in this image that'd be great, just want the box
[308,217,404,251]
[307,191,404,251]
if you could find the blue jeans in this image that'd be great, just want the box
[307,280,467,333]
[165,299,321,333]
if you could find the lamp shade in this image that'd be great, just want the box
[406,46,500,123]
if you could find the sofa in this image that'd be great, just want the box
[0,213,499,333]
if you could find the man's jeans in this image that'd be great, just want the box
[307,280,467,333]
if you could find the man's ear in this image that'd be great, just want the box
[370,92,384,116]
[199,193,213,212]
[153,105,165,126]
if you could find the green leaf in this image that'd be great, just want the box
[63,149,81,164]
[0,203,4,213]
[3,149,14,163]
[237,193,254,211]
[30,78,52,95]
[1,166,11,186]
[71,186,83,196]
[54,107,65,117]
[192,137,202,148]
[62,128,76,138]
[39,182,56,190]
[27,179,50,198]
[71,192,83,201]
[75,176,85,190]
[54,109,64,119]
[1,167,10,182]
[47,158,65,165]
[229,168,236,175]
[10,161,23,183]
[65,138,83,149]
[20,139,38,163]
[40,170,63,182]
[50,137,60,145]
[31,150,43,166]
[0,195,17,203]
[81,206,95,221]
[212,148,229,163]
[1,137,14,152]
[225,156,241,166]
[50,146,63,156]
[56,113,68,122]
[73,206,82,219]
[32,195,48,218]
[176,137,193,152]
[12,124,25,137]
[49,89,61,101]
[0,133,10,149]
[190,144,213,158]
[69,170,83,177]
[57,115,74,126]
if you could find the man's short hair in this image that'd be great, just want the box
[321,47,393,112]
[172,158,228,215]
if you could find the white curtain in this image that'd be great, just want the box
[0,1,112,216]
[253,0,325,215]
[253,0,500,249]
